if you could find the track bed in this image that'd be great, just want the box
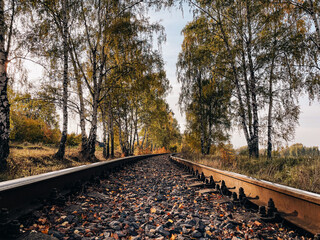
[19,155,310,239]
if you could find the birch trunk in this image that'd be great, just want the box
[55,0,69,160]
[108,101,114,157]
[77,74,87,151]
[70,50,87,151]
[86,92,98,160]
[145,132,149,149]
[101,103,107,159]
[197,73,206,155]
[0,0,9,170]
[82,50,98,161]
[134,107,139,151]
[245,0,259,158]
[110,119,114,158]
[241,45,253,138]
[267,50,276,159]
[141,128,147,149]
[132,124,136,155]
[118,118,125,155]
[206,104,212,155]
[216,11,251,153]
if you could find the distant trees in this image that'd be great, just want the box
[180,0,310,158]
[280,143,320,157]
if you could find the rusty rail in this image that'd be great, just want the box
[170,156,320,235]
[0,153,166,221]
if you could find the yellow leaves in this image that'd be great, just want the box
[296,19,307,34]
[34,218,50,235]
[170,234,177,240]
[61,221,69,227]
[150,207,157,213]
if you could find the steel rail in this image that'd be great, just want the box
[0,153,166,221]
[170,156,320,235]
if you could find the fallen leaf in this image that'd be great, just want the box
[170,234,177,240]
[41,226,49,234]
[38,218,47,224]
[254,220,262,226]
[61,221,68,227]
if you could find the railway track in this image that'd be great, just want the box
[0,154,318,239]
[0,153,166,238]
[170,155,320,237]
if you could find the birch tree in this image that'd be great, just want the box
[182,0,307,158]
[279,0,320,100]
[177,16,231,155]
[54,0,69,159]
[0,0,16,170]
[22,0,72,159]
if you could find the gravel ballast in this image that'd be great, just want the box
[20,155,311,239]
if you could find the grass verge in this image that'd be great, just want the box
[0,144,120,182]
[181,152,320,194]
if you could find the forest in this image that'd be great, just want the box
[178,0,320,158]
[175,0,320,193]
[0,0,182,174]
[0,0,319,188]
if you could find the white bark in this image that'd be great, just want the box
[0,0,9,170]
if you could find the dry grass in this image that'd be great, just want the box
[0,143,167,182]
[0,144,120,182]
[181,152,320,194]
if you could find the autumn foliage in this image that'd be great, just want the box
[10,112,60,144]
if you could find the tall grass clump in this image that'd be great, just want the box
[181,144,320,193]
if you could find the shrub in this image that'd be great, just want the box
[10,111,60,144]
[66,133,82,146]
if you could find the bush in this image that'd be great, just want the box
[66,133,82,147]
[10,111,61,144]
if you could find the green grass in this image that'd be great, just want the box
[181,152,320,194]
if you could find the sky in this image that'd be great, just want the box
[148,6,320,149]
